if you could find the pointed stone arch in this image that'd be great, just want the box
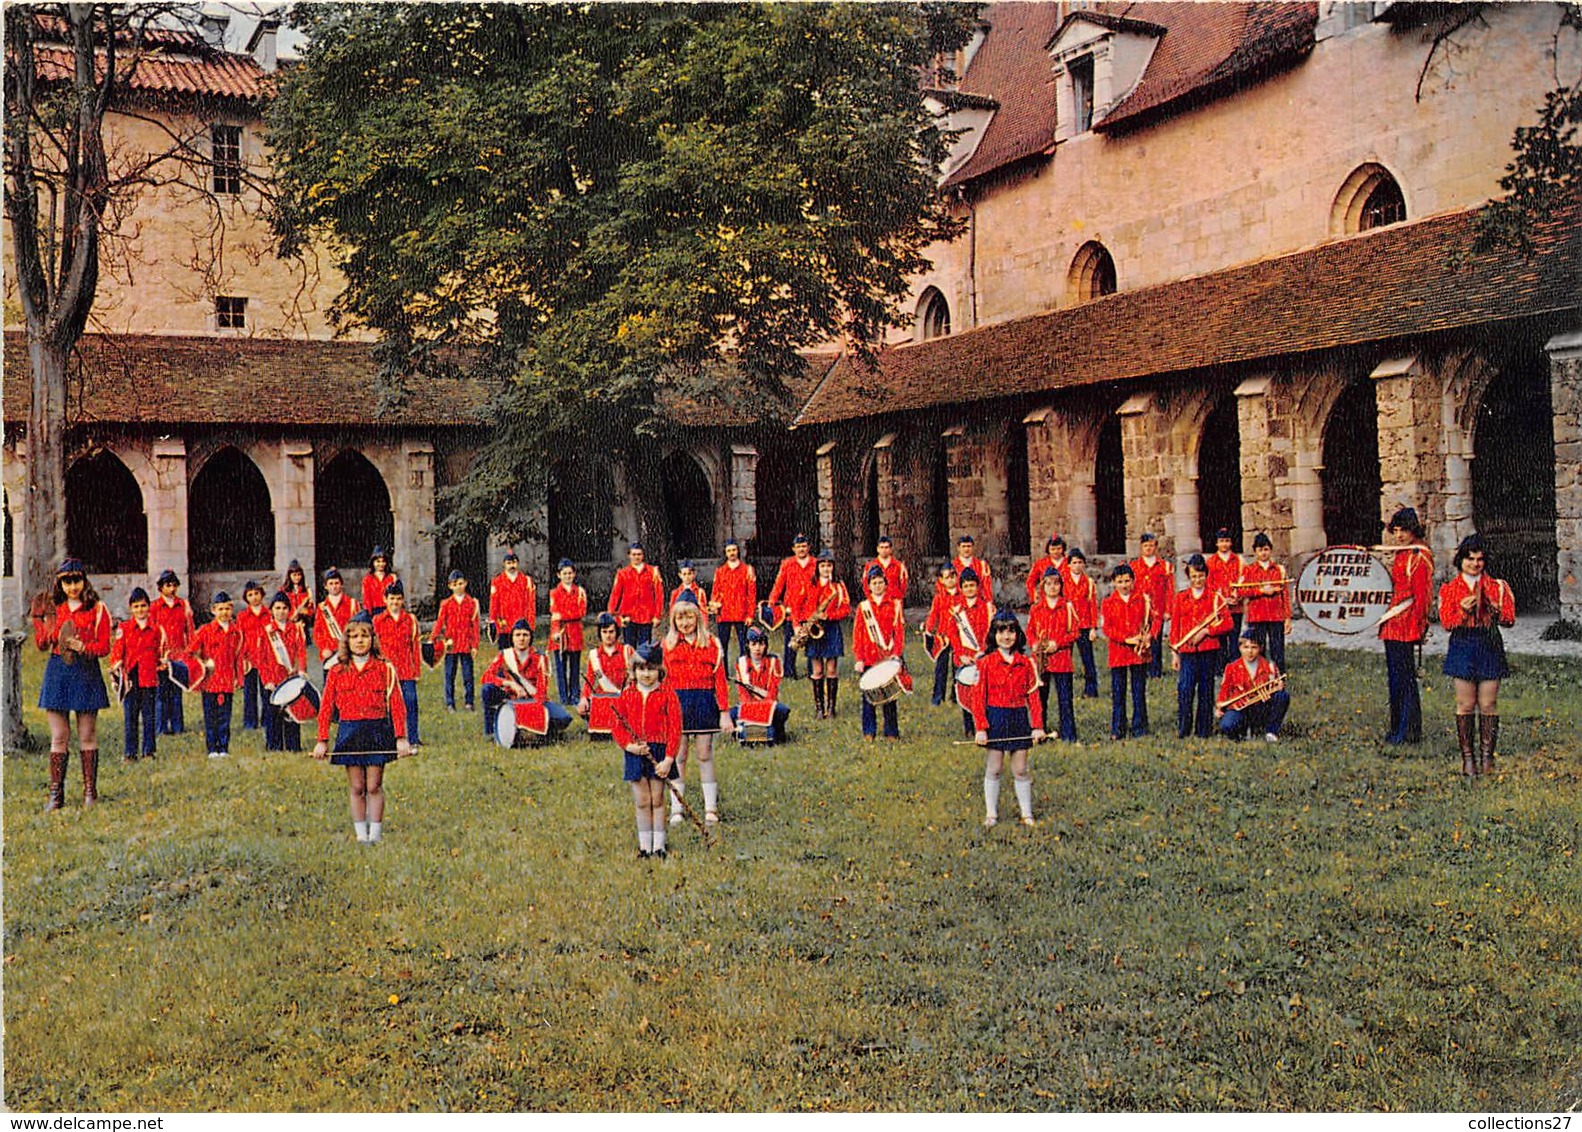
[66,448,148,575]
[315,449,393,577]
[189,445,275,572]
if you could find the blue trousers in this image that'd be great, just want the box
[553,650,580,704]
[400,679,420,745]
[861,697,899,738]
[732,702,790,743]
[1148,632,1165,678]
[123,686,157,757]
[783,623,800,677]
[1384,640,1422,744]
[931,649,952,705]
[201,691,233,753]
[262,698,301,752]
[1247,621,1286,672]
[1110,665,1149,738]
[156,672,185,734]
[716,622,748,671]
[1219,690,1291,740]
[1037,672,1078,742]
[242,669,262,729]
[1219,615,1244,668]
[1177,652,1217,738]
[443,652,475,709]
[1075,633,1099,696]
[623,623,653,650]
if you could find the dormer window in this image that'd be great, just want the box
[1046,11,1163,142]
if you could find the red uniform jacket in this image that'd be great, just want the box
[860,557,909,605]
[151,594,195,653]
[1100,591,1157,669]
[1066,572,1099,631]
[1240,560,1291,624]
[852,597,905,666]
[608,564,665,626]
[584,642,634,696]
[190,620,245,693]
[489,570,537,636]
[791,579,851,627]
[110,618,165,687]
[284,587,315,628]
[923,586,960,641]
[549,584,589,652]
[249,618,308,688]
[969,650,1045,732]
[1025,554,1067,605]
[314,594,360,661]
[483,647,550,703]
[373,609,423,682]
[435,593,483,654]
[1380,549,1433,643]
[734,653,783,708]
[1217,656,1284,710]
[1438,574,1516,632]
[1206,551,1243,609]
[945,596,994,666]
[362,571,397,613]
[318,656,405,741]
[710,560,758,622]
[1171,587,1232,654]
[951,555,994,598]
[236,603,271,674]
[610,683,684,755]
[768,554,818,615]
[663,635,730,711]
[1130,556,1174,630]
[1027,596,1080,674]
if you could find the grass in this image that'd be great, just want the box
[5,640,1580,1111]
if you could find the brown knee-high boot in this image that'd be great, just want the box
[46,749,68,812]
[827,677,839,718]
[1478,715,1498,776]
[812,676,826,719]
[1456,714,1477,777]
[80,748,99,806]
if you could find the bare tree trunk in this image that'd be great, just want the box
[23,336,70,596]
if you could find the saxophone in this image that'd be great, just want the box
[792,586,839,650]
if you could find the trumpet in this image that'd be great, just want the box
[1170,594,1229,653]
[707,600,723,617]
[1229,577,1292,593]
[1220,673,1286,712]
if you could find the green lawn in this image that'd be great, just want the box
[5,641,1579,1111]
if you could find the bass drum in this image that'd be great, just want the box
[495,700,550,748]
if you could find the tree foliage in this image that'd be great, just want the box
[268,2,977,547]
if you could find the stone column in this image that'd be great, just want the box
[1023,411,1059,551]
[1373,355,1446,551]
[945,431,991,549]
[395,440,439,603]
[1117,393,1163,552]
[1547,330,1582,622]
[1288,442,1325,559]
[815,440,838,552]
[149,438,189,578]
[278,441,315,581]
[730,445,759,547]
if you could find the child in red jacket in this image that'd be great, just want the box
[189,591,245,759]
[110,586,165,761]
[610,644,684,859]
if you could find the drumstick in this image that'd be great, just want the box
[951,735,1048,746]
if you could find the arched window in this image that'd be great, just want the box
[660,451,713,560]
[189,446,274,573]
[315,450,393,576]
[1332,164,1408,235]
[66,449,147,574]
[1067,241,1117,304]
[548,461,615,564]
[1321,382,1382,547]
[918,287,951,341]
[1094,414,1127,555]
[1197,397,1242,550]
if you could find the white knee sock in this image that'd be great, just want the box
[368,821,382,843]
[983,775,1000,819]
[652,826,666,853]
[702,781,719,814]
[670,780,685,814]
[1013,777,1033,820]
[354,820,370,843]
[638,828,654,852]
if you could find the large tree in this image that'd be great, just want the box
[268,2,976,558]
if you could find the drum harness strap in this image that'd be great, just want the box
[502,648,538,699]
[860,599,897,659]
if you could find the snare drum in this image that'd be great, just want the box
[269,674,321,723]
[953,662,980,711]
[495,700,550,748]
[859,657,907,705]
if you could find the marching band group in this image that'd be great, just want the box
[29,505,1519,853]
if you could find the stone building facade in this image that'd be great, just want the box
[792,1,1582,618]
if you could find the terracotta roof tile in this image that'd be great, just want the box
[942,3,1317,188]
[792,207,1582,426]
[32,39,269,103]
[2,334,491,427]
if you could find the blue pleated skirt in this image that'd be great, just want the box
[676,688,720,734]
[38,655,110,713]
[1443,629,1508,682]
[985,704,1031,753]
[331,717,397,766]
[803,622,844,659]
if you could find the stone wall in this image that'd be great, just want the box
[1549,330,1582,622]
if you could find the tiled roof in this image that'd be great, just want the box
[29,23,270,103]
[791,207,1582,427]
[942,3,1317,188]
[1098,3,1317,131]
[2,334,492,427]
[942,3,1066,189]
